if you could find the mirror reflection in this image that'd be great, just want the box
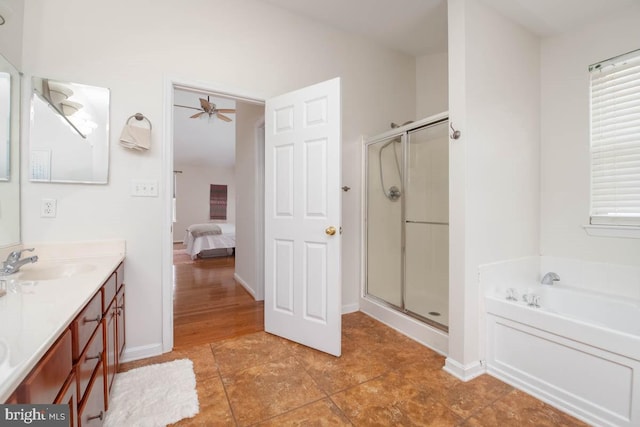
[0,71,10,181]
[30,77,110,183]
[0,53,20,247]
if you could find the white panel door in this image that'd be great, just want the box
[265,78,341,356]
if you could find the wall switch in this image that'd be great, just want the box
[131,180,159,197]
[41,199,57,217]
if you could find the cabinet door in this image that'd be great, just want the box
[79,361,105,427]
[55,373,79,427]
[104,300,117,410]
[116,285,125,361]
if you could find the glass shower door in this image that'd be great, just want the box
[365,136,403,308]
[404,122,449,328]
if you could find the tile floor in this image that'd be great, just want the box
[120,312,588,426]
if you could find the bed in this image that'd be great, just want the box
[183,223,236,259]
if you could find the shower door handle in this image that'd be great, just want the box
[325,226,337,236]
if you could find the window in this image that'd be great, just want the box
[589,49,640,226]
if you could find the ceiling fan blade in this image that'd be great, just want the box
[174,104,202,111]
[190,112,205,119]
[216,113,232,122]
[216,109,236,113]
[199,98,213,112]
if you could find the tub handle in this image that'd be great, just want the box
[523,294,540,308]
[506,288,518,301]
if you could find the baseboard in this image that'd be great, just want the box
[120,343,164,363]
[342,303,359,314]
[234,273,257,299]
[443,358,485,381]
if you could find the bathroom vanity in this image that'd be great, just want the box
[0,241,125,427]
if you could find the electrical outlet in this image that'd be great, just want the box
[41,198,57,217]
[131,180,159,197]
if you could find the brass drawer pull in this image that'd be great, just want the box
[85,351,102,361]
[83,314,102,324]
[87,411,104,421]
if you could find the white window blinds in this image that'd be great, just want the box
[590,49,640,226]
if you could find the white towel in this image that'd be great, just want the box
[119,124,151,151]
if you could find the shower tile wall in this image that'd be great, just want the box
[366,139,402,307]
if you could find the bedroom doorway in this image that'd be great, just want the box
[168,82,266,349]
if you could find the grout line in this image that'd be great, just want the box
[210,343,240,426]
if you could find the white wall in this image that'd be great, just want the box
[172,163,235,242]
[20,0,416,358]
[540,3,640,277]
[447,0,540,378]
[234,102,264,297]
[416,52,449,118]
[0,0,23,68]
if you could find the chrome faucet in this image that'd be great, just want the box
[0,248,39,276]
[541,272,560,285]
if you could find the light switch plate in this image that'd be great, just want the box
[131,180,159,197]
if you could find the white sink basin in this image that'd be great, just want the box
[17,262,96,281]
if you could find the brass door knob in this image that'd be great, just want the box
[325,226,337,236]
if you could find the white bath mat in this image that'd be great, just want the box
[104,358,199,427]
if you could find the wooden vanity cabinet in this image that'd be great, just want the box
[4,261,125,427]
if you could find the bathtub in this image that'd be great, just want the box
[485,285,640,427]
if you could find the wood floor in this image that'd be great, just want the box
[172,246,264,349]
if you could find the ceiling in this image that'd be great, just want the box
[261,0,635,56]
[173,90,237,167]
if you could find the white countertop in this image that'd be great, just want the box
[0,240,125,402]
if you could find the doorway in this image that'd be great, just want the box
[162,78,266,352]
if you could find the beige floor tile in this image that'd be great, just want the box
[212,331,294,376]
[222,356,326,426]
[254,398,353,426]
[464,389,589,427]
[441,374,513,419]
[331,370,462,426]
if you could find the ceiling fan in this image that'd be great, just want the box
[174,96,236,122]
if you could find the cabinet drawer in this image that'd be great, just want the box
[79,361,105,427]
[72,292,102,361]
[19,329,72,404]
[101,273,117,316]
[77,322,104,403]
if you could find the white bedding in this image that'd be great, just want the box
[184,223,236,259]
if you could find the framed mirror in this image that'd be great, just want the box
[29,77,110,184]
[0,53,20,247]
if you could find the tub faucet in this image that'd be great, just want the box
[0,248,39,276]
[541,272,560,285]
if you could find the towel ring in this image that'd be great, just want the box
[127,113,152,130]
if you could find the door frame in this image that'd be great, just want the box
[161,76,266,352]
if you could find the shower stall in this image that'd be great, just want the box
[364,113,449,331]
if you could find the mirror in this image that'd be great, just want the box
[29,77,109,184]
[0,53,20,247]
